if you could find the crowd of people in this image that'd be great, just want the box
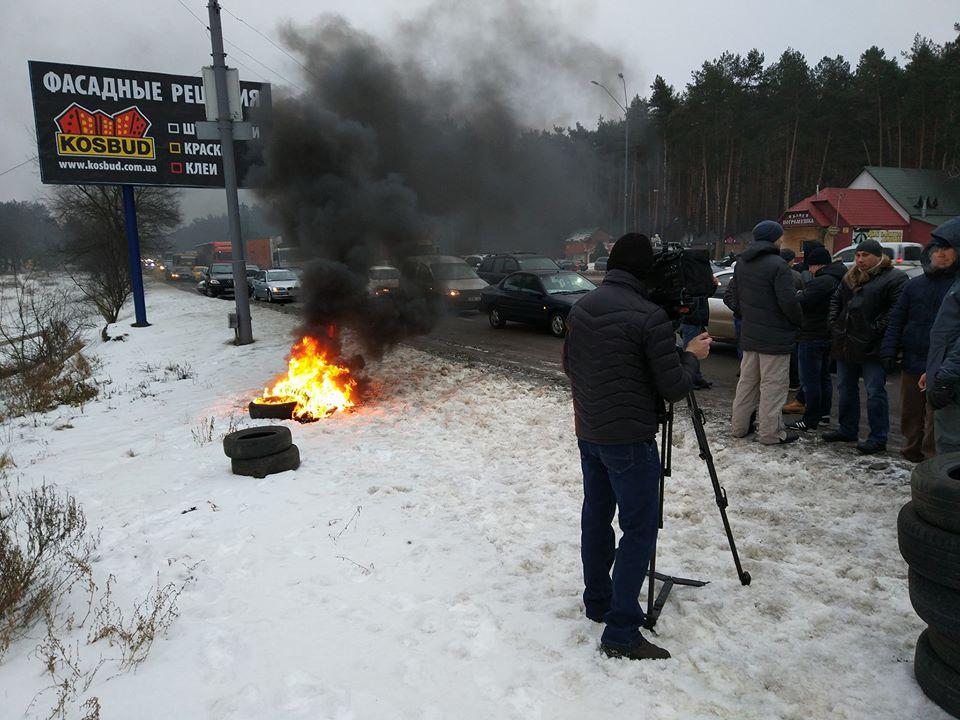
[560,222,960,662]
[720,217,960,458]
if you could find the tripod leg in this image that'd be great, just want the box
[647,405,673,625]
[686,391,752,586]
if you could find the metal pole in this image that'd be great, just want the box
[208,0,253,345]
[619,73,628,236]
[121,185,150,327]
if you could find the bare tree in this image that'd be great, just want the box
[49,186,180,329]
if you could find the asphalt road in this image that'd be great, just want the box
[166,278,907,451]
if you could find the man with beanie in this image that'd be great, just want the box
[824,239,907,454]
[921,217,960,454]
[563,232,711,661]
[729,220,803,444]
[880,230,959,461]
[787,245,846,432]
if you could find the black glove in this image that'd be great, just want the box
[928,382,956,410]
[880,357,899,374]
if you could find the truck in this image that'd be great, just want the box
[194,238,294,270]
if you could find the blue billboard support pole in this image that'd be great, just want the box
[121,185,150,327]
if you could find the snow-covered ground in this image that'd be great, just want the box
[0,280,949,719]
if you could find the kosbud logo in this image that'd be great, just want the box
[54,103,155,160]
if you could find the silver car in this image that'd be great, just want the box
[250,269,301,303]
[706,269,737,343]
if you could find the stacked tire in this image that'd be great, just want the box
[898,453,960,718]
[223,426,300,478]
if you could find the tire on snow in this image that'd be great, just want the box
[898,502,960,591]
[912,453,960,534]
[929,628,960,675]
[909,569,960,636]
[231,444,300,478]
[915,629,960,718]
[222,426,292,460]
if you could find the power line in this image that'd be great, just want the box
[0,156,38,178]
[172,0,300,89]
[224,38,302,90]
[220,5,313,79]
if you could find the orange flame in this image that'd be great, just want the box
[255,335,357,420]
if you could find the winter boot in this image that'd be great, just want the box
[600,636,671,661]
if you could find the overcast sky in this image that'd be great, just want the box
[1,0,955,221]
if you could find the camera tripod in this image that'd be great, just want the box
[643,390,751,630]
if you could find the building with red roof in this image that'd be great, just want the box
[779,188,909,256]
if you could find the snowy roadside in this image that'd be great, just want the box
[0,280,948,719]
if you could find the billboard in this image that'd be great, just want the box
[28,61,270,188]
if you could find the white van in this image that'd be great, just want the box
[832,242,924,268]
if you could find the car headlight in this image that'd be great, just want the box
[210,279,220,285]
[448,289,460,297]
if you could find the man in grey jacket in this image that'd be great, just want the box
[922,217,960,454]
[728,220,803,444]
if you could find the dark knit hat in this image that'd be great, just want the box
[780,248,796,263]
[857,239,884,257]
[931,217,960,249]
[752,220,784,243]
[607,233,654,280]
[806,245,831,266]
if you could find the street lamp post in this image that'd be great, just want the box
[591,75,629,237]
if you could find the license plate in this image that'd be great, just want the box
[468,296,480,302]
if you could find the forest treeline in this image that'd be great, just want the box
[578,26,960,242]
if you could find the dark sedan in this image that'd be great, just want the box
[480,270,596,337]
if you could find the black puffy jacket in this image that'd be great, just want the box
[562,269,698,444]
[728,241,803,354]
[829,259,908,363]
[797,261,847,342]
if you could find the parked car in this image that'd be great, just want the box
[368,265,401,295]
[593,256,609,272]
[476,253,559,285]
[706,268,737,343]
[832,241,924,268]
[480,270,596,338]
[400,255,489,312]
[197,263,259,298]
[191,265,208,282]
[250,268,301,302]
[166,265,193,281]
[556,259,577,271]
[462,255,485,269]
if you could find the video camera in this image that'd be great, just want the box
[644,244,716,319]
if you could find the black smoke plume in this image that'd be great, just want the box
[254,1,622,360]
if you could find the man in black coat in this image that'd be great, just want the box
[879,233,958,461]
[562,233,710,661]
[824,239,907,454]
[728,220,803,444]
[787,245,847,432]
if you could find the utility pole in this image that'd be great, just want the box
[207,0,253,345]
[619,73,628,238]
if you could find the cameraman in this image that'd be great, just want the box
[562,232,711,661]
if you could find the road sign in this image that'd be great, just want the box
[28,60,270,188]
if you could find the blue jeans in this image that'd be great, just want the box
[579,438,660,648]
[681,324,705,382]
[837,360,889,444]
[798,340,832,427]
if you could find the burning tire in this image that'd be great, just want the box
[898,502,960,591]
[915,629,960,717]
[912,454,960,534]
[231,444,301,479]
[222,426,292,461]
[249,400,297,420]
